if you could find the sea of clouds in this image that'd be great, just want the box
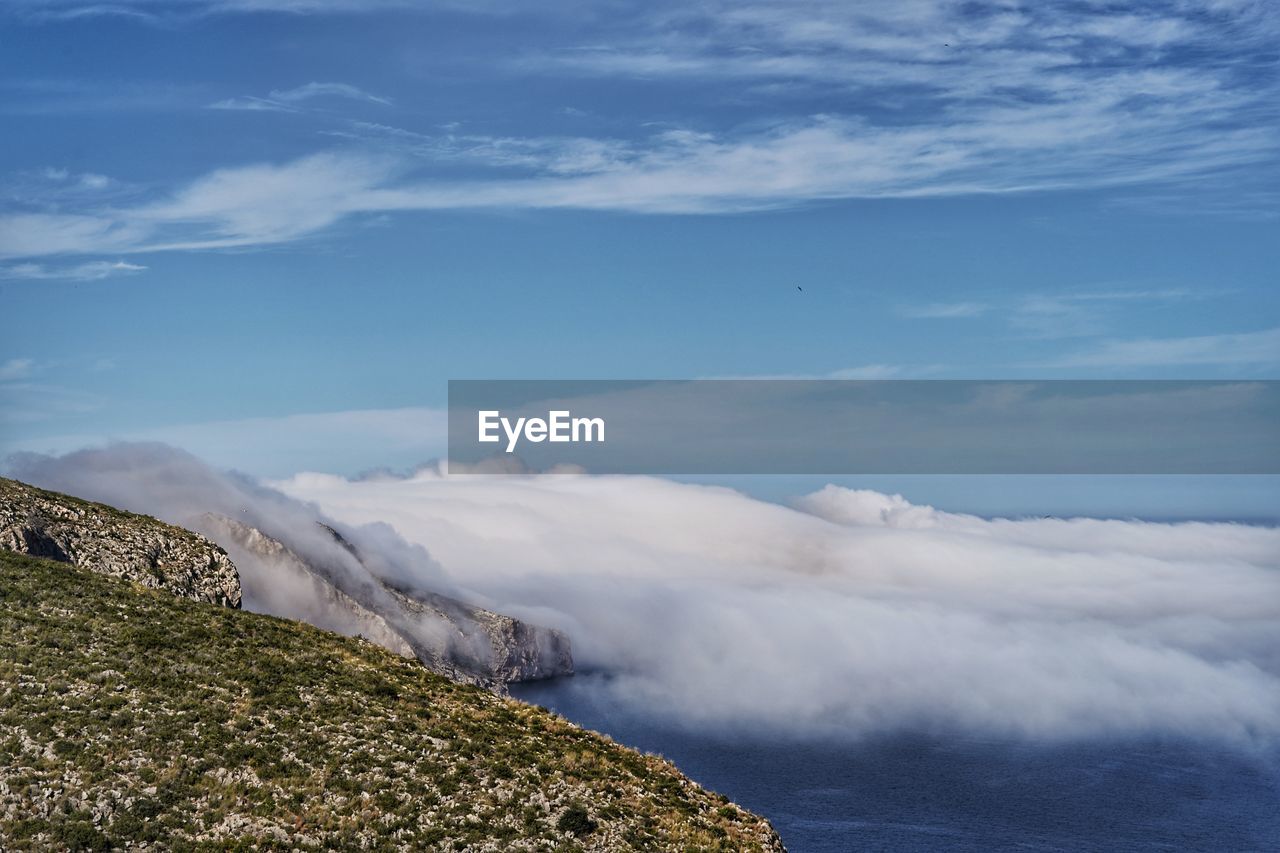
[9,443,1280,747]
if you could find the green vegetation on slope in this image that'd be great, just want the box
[0,550,783,852]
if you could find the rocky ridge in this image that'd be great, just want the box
[197,512,573,686]
[198,514,574,690]
[0,477,571,691]
[0,477,240,607]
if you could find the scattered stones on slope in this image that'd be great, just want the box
[0,550,786,852]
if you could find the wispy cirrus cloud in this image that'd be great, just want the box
[322,121,634,174]
[0,358,36,381]
[0,96,1270,260]
[38,167,111,189]
[2,2,1276,258]
[1054,326,1280,369]
[208,81,392,112]
[1009,289,1206,338]
[3,165,127,210]
[535,3,1277,128]
[0,382,105,424]
[0,260,147,281]
[712,364,942,380]
[903,288,1228,340]
[533,0,1278,99]
[901,302,990,319]
[527,0,1279,215]
[3,0,424,22]
[271,82,390,105]
[207,97,296,113]
[0,153,397,257]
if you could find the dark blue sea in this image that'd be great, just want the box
[512,679,1280,852]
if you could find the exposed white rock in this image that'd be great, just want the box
[0,474,572,693]
[195,513,573,691]
[198,513,417,661]
[0,477,240,607]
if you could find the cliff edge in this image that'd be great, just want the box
[198,513,574,690]
[0,477,240,607]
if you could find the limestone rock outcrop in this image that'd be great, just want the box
[0,476,572,693]
[0,477,240,607]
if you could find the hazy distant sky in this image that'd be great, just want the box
[1,1,1278,483]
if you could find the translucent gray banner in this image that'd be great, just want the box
[447,380,1280,474]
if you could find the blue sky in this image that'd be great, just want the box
[1,0,1278,489]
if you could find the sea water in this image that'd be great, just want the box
[513,678,1280,852]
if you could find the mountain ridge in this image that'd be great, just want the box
[0,477,240,608]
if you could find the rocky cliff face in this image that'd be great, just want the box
[197,515,418,660]
[197,514,573,690]
[0,477,240,607]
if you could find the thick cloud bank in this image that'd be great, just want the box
[277,470,1280,746]
[8,444,1280,746]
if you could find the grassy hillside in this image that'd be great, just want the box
[0,550,783,851]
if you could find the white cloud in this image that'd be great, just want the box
[713,364,932,380]
[902,288,1227,340]
[0,383,104,423]
[0,213,150,257]
[541,1,1278,92]
[5,96,1268,259]
[78,172,111,189]
[270,81,391,105]
[902,302,990,319]
[4,0,426,20]
[144,152,392,246]
[326,121,636,175]
[524,1,1278,213]
[1056,326,1280,368]
[0,260,146,281]
[0,358,35,381]
[38,166,113,189]
[826,365,911,379]
[264,468,1280,744]
[4,2,1276,258]
[208,81,391,112]
[207,96,299,112]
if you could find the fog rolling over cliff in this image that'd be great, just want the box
[199,513,572,687]
[9,442,1280,748]
[5,445,571,690]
